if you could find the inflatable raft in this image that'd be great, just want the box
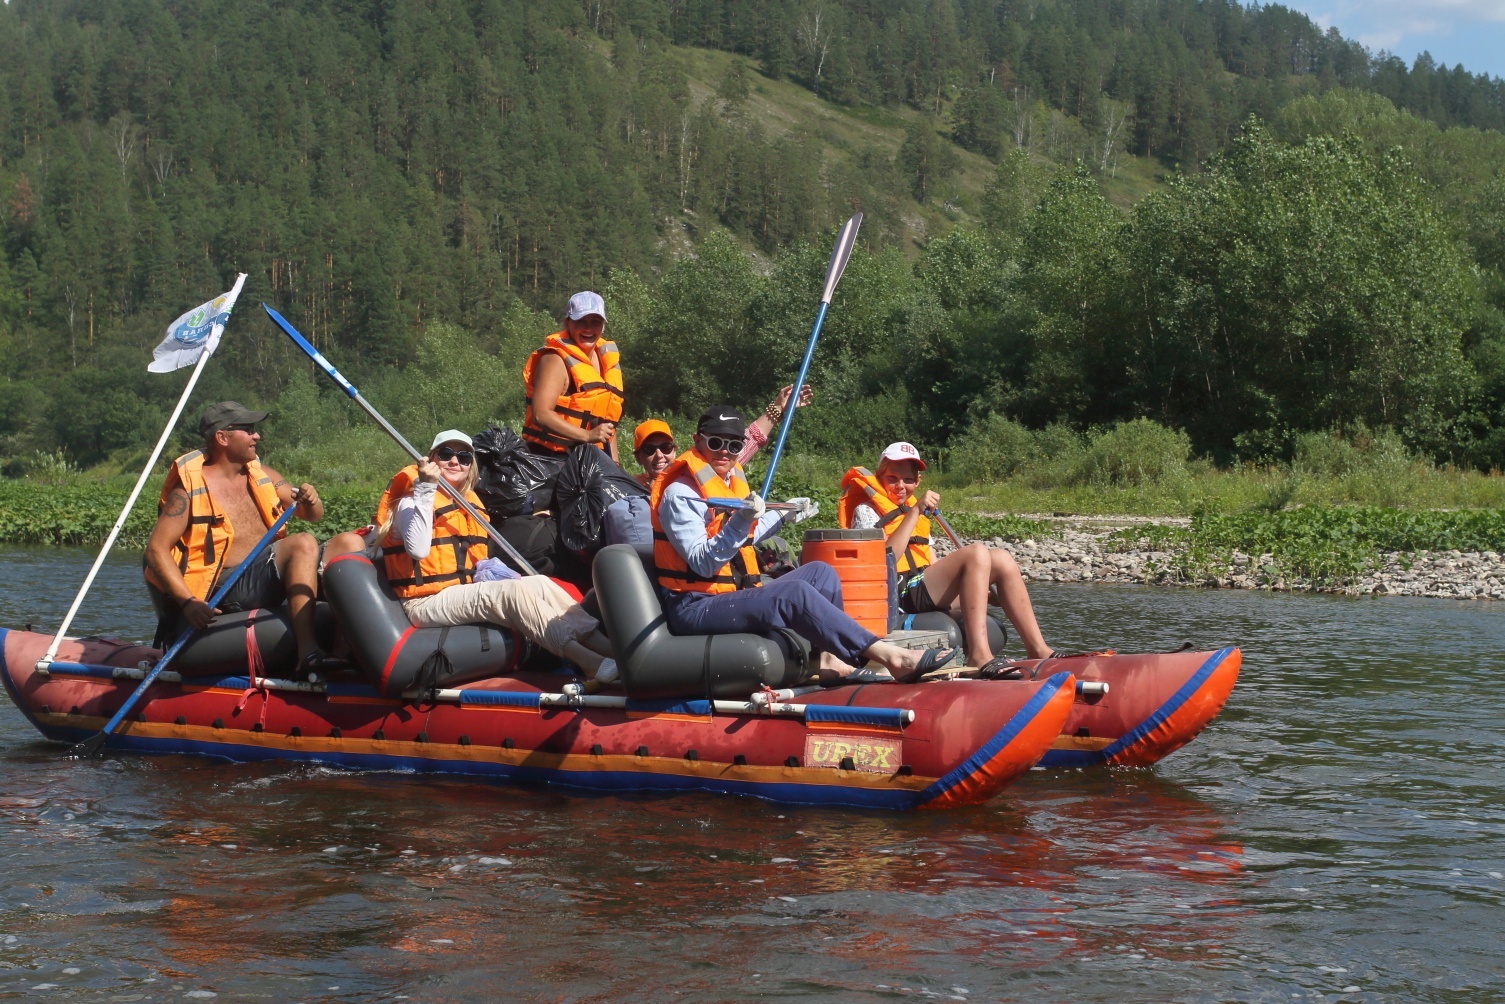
[1,627,1078,810]
[0,545,1239,809]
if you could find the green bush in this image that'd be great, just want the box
[1075,418,1191,486]
[949,414,1038,482]
[1291,425,1430,507]
[1112,505,1505,585]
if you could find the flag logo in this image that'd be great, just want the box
[150,277,245,373]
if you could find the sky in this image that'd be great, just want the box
[1277,1,1505,79]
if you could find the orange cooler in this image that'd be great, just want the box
[801,528,890,636]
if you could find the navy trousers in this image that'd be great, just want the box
[661,561,880,665]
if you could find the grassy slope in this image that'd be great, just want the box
[669,45,1166,247]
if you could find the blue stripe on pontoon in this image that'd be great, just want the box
[804,704,908,728]
[40,661,120,678]
[1094,647,1231,761]
[916,672,1072,805]
[624,698,712,716]
[326,682,382,698]
[457,690,542,708]
[1036,747,1107,768]
[45,730,928,811]
[1039,648,1233,768]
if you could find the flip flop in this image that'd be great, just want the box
[896,647,957,684]
[976,654,1024,680]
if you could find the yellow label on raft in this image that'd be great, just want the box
[802,735,902,773]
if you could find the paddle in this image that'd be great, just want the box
[926,507,965,549]
[69,506,297,757]
[262,304,539,576]
[758,213,862,499]
[703,499,804,511]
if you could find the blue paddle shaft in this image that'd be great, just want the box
[90,506,297,744]
[759,301,828,498]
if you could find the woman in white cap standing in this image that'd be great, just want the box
[375,430,619,683]
[521,291,623,462]
[838,442,1055,675]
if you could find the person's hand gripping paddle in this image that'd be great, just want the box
[69,506,297,757]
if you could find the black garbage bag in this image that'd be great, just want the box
[553,443,649,555]
[473,425,563,519]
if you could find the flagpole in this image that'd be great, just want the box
[36,273,246,671]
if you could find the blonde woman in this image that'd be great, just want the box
[378,430,619,683]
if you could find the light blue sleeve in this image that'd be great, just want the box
[751,510,786,545]
[659,479,759,578]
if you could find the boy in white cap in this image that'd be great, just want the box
[520,290,623,462]
[838,441,1055,675]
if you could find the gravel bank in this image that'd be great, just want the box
[941,515,1505,601]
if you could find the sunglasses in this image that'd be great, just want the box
[225,424,257,434]
[637,442,676,456]
[434,447,474,466]
[702,435,745,454]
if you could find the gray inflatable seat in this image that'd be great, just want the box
[900,610,1007,655]
[591,544,811,701]
[145,579,335,678]
[321,553,520,696]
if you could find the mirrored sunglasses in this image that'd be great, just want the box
[703,435,745,454]
[434,447,474,466]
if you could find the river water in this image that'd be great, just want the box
[0,544,1501,1002]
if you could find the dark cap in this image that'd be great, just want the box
[696,406,746,439]
[198,401,268,438]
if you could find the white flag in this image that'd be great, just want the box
[148,273,247,373]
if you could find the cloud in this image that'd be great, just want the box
[1358,30,1406,50]
[1344,0,1505,21]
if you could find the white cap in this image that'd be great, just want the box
[566,290,606,321]
[879,441,926,470]
[430,429,473,451]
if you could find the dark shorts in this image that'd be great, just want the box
[896,570,940,615]
[217,549,287,613]
[151,550,285,648]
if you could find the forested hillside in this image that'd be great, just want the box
[1,0,1503,478]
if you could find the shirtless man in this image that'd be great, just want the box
[144,401,335,674]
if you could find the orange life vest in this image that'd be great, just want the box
[373,465,418,526]
[521,332,624,452]
[149,451,287,600]
[650,450,762,595]
[838,466,933,574]
[380,482,491,599]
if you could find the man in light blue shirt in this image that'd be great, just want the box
[650,407,955,684]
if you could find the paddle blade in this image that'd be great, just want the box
[819,213,863,304]
[68,731,109,758]
[262,303,359,399]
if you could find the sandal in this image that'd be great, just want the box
[298,651,348,681]
[896,647,957,685]
[976,654,1023,680]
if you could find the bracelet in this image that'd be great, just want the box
[764,402,782,423]
[178,595,195,609]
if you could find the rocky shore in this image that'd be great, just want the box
[943,515,1505,601]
